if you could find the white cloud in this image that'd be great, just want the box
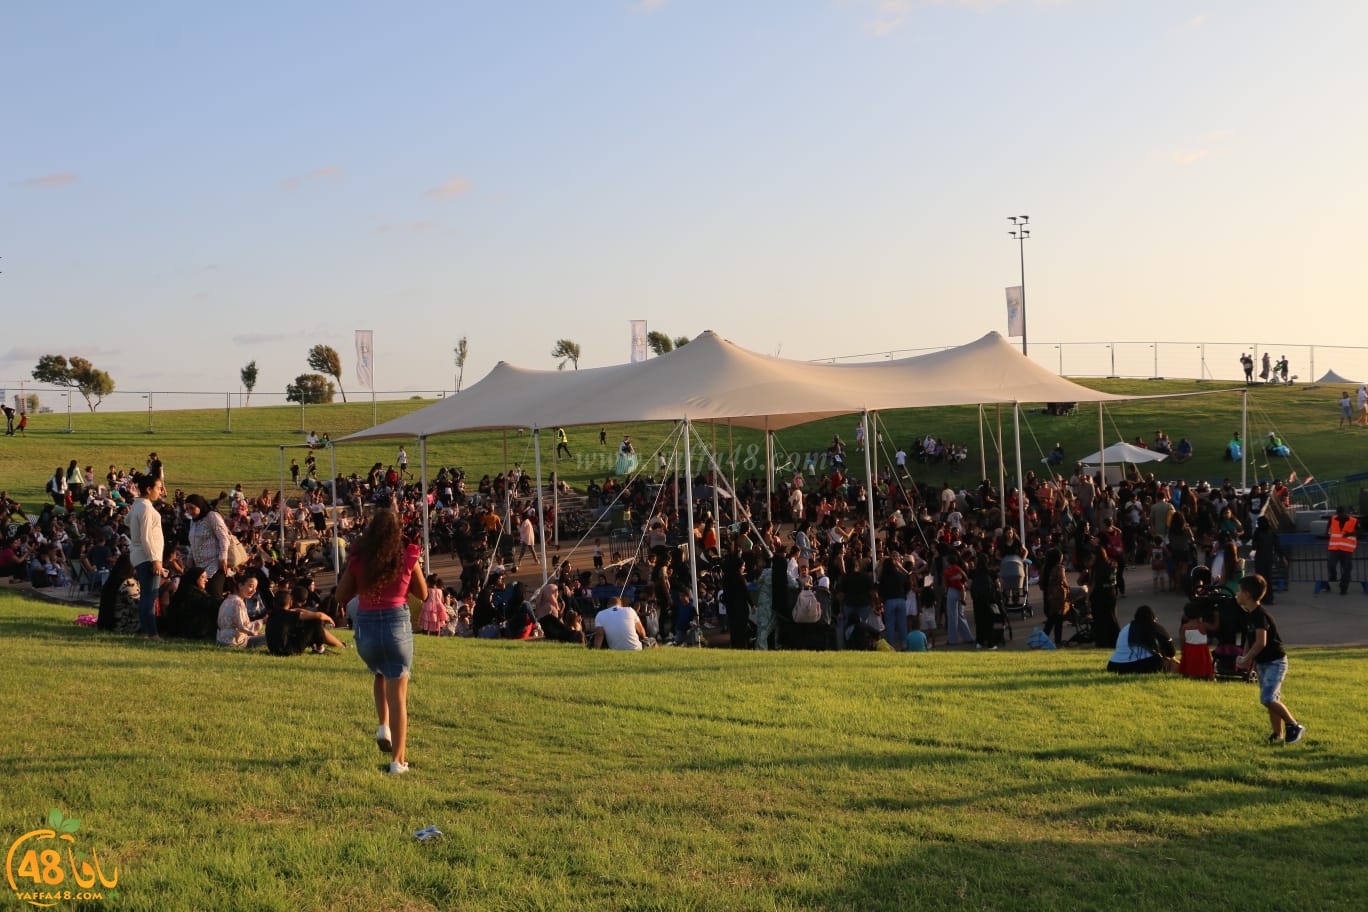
[15,173,77,188]
[1172,130,1232,167]
[281,165,344,190]
[631,0,668,12]
[1186,14,1207,30]
[425,177,472,200]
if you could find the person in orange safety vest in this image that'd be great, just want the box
[1327,505,1359,596]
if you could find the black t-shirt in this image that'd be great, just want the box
[265,608,301,655]
[877,568,909,601]
[1244,605,1286,664]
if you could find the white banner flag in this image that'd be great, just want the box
[355,330,374,390]
[630,320,648,363]
[1005,286,1024,338]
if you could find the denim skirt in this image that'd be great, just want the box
[353,607,414,680]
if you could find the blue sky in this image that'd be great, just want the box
[4,1,1367,408]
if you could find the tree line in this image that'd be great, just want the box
[29,330,692,411]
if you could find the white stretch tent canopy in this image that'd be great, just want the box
[1316,369,1357,384]
[1078,442,1170,466]
[341,330,1129,440]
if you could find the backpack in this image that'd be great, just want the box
[793,588,821,624]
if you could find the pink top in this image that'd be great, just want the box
[351,544,421,611]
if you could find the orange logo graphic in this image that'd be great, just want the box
[5,809,119,907]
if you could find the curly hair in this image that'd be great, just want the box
[350,510,406,596]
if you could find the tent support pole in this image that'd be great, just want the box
[533,428,548,588]
[996,405,1005,521]
[711,423,720,528]
[1014,404,1027,547]
[1241,389,1248,491]
[278,446,287,566]
[978,405,986,480]
[684,419,699,609]
[328,443,340,581]
[419,436,430,570]
[552,441,559,548]
[765,429,774,526]
[862,410,878,566]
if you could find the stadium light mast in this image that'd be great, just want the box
[1008,215,1030,356]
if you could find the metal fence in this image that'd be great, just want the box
[822,340,1368,385]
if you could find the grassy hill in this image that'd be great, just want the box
[1,379,1364,510]
[2,595,1366,911]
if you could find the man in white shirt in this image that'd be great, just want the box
[593,598,648,650]
[128,473,166,638]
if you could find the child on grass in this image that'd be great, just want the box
[1177,601,1214,680]
[1234,574,1305,744]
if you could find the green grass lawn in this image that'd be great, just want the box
[1,379,1364,514]
[3,593,1365,911]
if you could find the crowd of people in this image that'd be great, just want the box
[3,426,1327,761]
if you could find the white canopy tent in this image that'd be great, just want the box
[343,330,1129,437]
[336,330,1239,598]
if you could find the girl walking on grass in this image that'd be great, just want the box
[336,510,427,775]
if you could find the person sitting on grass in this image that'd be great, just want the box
[593,597,649,650]
[217,575,266,648]
[266,585,346,655]
[162,566,220,640]
[1170,437,1193,464]
[1106,604,1176,674]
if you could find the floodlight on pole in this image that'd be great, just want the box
[1008,215,1030,356]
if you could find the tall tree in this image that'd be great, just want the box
[551,338,582,370]
[673,335,691,349]
[646,331,674,357]
[454,336,469,393]
[307,344,346,402]
[285,374,336,404]
[31,354,116,412]
[239,360,259,405]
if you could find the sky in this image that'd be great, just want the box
[4,1,1368,410]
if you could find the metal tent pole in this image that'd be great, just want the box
[862,411,878,566]
[684,419,699,607]
[420,436,430,570]
[533,428,548,588]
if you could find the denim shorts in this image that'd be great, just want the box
[353,607,414,680]
[1257,657,1288,705]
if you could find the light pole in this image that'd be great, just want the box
[63,391,73,434]
[1053,344,1062,376]
[1008,215,1030,356]
[1107,343,1117,378]
[144,392,154,433]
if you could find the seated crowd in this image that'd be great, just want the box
[0,428,1296,665]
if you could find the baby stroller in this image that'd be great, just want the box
[1065,584,1094,646]
[1190,586,1254,682]
[999,554,1033,619]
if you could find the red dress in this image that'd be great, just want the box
[1178,625,1214,679]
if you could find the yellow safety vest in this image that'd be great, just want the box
[1329,516,1358,553]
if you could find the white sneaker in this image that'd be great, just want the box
[389,761,409,775]
[376,725,392,754]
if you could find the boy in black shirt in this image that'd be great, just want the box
[1235,574,1306,744]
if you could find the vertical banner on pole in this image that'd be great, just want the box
[1005,287,1024,338]
[630,320,648,363]
[355,330,375,388]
